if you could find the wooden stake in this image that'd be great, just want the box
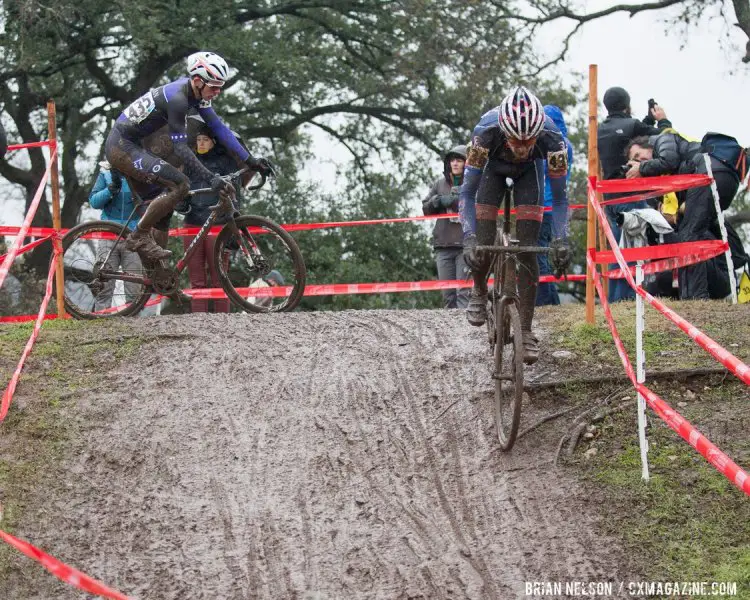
[47,100,66,318]
[586,65,599,324]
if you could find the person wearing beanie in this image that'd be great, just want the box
[183,124,242,313]
[422,145,469,309]
[598,86,673,302]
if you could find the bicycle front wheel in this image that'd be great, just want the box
[58,220,152,319]
[494,300,524,450]
[214,215,306,313]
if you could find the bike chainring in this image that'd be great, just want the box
[151,262,179,295]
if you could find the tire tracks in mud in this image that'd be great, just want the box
[1,310,625,600]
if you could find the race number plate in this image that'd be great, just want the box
[125,91,156,124]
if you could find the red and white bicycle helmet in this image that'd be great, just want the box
[497,85,545,141]
[187,52,230,87]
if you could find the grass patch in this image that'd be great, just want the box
[0,317,142,578]
[568,378,750,595]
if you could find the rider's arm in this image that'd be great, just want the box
[459,133,491,237]
[197,105,251,163]
[543,135,570,240]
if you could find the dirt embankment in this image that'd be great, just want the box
[0,303,748,599]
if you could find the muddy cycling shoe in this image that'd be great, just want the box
[466,290,488,326]
[126,228,172,261]
[522,330,539,365]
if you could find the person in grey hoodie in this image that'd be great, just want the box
[422,146,469,309]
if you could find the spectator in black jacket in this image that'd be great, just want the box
[625,133,747,300]
[183,126,241,313]
[422,145,468,309]
[597,87,672,302]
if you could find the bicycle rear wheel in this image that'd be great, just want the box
[58,220,152,319]
[494,300,524,450]
[214,215,306,313]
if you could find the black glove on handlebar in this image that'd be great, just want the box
[463,234,483,272]
[245,156,275,177]
[550,238,571,278]
[210,175,232,193]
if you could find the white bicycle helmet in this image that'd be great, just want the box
[187,52,229,86]
[497,85,545,140]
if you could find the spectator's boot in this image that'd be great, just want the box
[126,227,172,261]
[466,289,488,326]
[521,330,539,365]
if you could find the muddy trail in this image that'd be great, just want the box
[2,309,634,599]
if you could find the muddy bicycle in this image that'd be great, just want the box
[59,168,306,319]
[477,183,552,451]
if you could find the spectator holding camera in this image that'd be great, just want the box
[597,87,672,302]
[422,145,469,309]
[88,161,142,309]
[625,132,749,300]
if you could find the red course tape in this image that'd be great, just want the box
[0,530,130,600]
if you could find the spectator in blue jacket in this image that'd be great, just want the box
[88,161,142,309]
[537,105,573,306]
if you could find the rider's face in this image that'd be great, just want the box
[193,77,223,101]
[506,136,537,159]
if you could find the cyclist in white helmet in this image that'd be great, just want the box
[459,85,571,364]
[105,51,273,261]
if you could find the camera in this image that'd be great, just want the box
[619,164,630,176]
[648,98,657,111]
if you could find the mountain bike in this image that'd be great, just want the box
[59,168,306,319]
[477,183,551,451]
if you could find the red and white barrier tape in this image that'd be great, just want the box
[596,174,713,206]
[1,204,588,240]
[588,249,749,496]
[604,243,727,280]
[0,251,59,423]
[592,239,726,265]
[6,141,54,152]
[0,275,586,322]
[589,179,750,386]
[0,236,53,264]
[0,149,56,291]
[0,530,130,600]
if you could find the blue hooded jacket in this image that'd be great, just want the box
[543,105,574,208]
[89,169,137,230]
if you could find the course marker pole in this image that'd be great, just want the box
[703,154,737,304]
[586,64,598,324]
[635,262,650,481]
[47,99,66,317]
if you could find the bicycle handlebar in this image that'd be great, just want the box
[187,165,273,196]
[477,245,551,254]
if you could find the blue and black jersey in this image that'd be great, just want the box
[114,77,249,177]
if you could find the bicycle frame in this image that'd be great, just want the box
[95,167,263,289]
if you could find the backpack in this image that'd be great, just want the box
[701,132,747,181]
